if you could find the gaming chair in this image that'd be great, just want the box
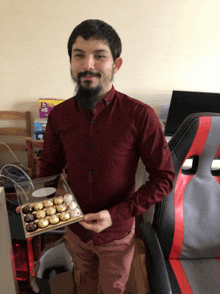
[141,113,220,294]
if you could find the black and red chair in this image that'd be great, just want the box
[141,113,220,294]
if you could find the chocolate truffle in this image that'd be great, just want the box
[44,200,54,208]
[49,215,59,225]
[67,201,77,210]
[69,208,81,218]
[22,204,33,214]
[59,212,70,221]
[26,222,38,232]
[33,202,44,211]
[53,196,64,205]
[24,213,35,223]
[38,218,49,228]
[63,194,73,204]
[46,206,56,216]
[56,204,67,213]
[36,210,46,219]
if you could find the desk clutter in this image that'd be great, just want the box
[33,119,47,140]
[33,98,65,140]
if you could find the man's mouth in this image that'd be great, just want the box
[78,71,101,80]
[82,75,96,80]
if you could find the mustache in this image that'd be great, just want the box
[78,71,102,79]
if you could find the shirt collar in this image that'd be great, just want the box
[102,85,116,106]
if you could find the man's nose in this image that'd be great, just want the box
[83,56,95,71]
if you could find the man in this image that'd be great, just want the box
[39,19,175,294]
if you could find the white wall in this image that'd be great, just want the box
[1,0,220,119]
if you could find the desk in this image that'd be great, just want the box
[0,187,18,293]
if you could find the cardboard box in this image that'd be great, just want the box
[39,99,65,118]
[31,238,76,294]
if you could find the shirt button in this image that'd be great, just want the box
[90,144,94,149]
[90,191,94,195]
[106,101,110,106]
[89,170,93,174]
[82,156,88,162]
[91,120,96,125]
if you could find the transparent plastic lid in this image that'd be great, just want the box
[14,174,84,238]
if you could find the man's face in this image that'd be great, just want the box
[70,36,121,99]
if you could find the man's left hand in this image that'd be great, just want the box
[79,210,112,233]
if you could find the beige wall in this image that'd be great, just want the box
[1,0,220,120]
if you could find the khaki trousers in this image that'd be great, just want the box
[65,223,135,294]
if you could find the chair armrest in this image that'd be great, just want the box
[140,222,172,294]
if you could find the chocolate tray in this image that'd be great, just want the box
[15,174,84,238]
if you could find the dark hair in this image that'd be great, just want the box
[67,19,122,62]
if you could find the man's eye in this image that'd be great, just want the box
[74,54,84,58]
[96,55,106,59]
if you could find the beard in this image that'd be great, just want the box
[70,66,114,109]
[72,70,103,110]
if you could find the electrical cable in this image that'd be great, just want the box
[0,142,30,171]
[0,142,34,207]
[0,174,29,201]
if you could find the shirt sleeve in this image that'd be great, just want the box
[108,106,175,224]
[38,110,66,178]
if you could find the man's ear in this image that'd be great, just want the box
[114,57,123,74]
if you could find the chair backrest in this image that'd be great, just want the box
[152,113,220,260]
[26,137,44,179]
[0,111,31,152]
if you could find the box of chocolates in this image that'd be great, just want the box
[15,174,84,238]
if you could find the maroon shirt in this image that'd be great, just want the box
[39,86,175,245]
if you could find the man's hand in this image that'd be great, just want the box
[79,210,112,233]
